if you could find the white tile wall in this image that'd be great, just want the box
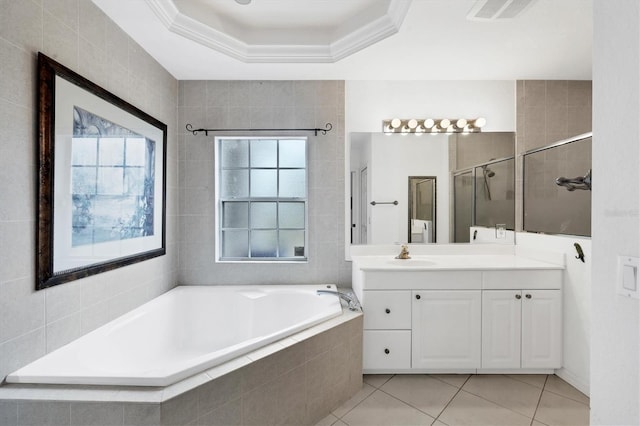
[0,0,179,380]
[177,80,351,286]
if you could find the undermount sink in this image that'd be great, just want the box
[386,259,435,267]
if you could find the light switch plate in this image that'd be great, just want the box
[618,256,640,299]
[495,224,507,239]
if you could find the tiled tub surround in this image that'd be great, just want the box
[6,285,344,387]
[0,305,363,426]
[0,0,179,382]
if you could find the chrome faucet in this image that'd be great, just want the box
[317,289,361,311]
[395,244,411,259]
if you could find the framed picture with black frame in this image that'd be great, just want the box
[36,52,167,290]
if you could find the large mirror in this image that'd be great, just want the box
[349,132,515,245]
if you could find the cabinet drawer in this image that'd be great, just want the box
[363,291,411,329]
[363,330,411,370]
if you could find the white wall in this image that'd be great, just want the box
[368,133,449,244]
[345,80,516,134]
[591,1,640,424]
[516,233,591,395]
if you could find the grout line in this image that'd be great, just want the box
[530,374,550,426]
[443,374,541,422]
[332,376,389,421]
[375,385,437,424]
[432,374,472,424]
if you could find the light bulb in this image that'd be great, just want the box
[474,117,486,128]
[456,118,467,129]
[390,118,402,129]
[439,118,451,129]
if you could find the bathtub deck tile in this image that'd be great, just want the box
[275,365,307,426]
[17,400,71,426]
[241,353,280,393]
[162,373,210,402]
[197,369,242,415]
[241,379,279,426]
[246,341,286,362]
[203,356,252,383]
[276,340,306,376]
[70,401,124,426]
[123,403,161,426]
[197,397,241,426]
[0,400,18,426]
[160,390,198,426]
[116,389,163,404]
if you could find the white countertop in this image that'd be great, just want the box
[352,254,564,271]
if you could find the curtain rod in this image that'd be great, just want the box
[185,123,333,137]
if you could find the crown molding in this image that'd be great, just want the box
[145,0,412,63]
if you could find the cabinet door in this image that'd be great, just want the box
[363,330,411,370]
[362,291,411,329]
[412,290,481,369]
[521,290,562,369]
[482,290,522,369]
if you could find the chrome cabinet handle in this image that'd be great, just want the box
[525,294,532,299]
[415,294,421,300]
[385,308,391,314]
[515,294,522,299]
[384,348,390,354]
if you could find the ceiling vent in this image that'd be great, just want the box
[467,0,537,20]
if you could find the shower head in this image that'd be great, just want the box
[482,165,495,177]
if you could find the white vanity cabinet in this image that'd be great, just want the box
[361,290,412,370]
[482,289,562,369]
[353,256,564,374]
[412,290,481,369]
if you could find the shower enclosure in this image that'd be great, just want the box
[523,133,592,237]
[452,157,515,242]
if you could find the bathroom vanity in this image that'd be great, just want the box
[351,246,564,374]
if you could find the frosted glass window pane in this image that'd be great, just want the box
[126,138,147,166]
[250,170,277,197]
[251,202,277,228]
[99,138,125,166]
[223,202,248,228]
[221,139,248,168]
[279,202,305,228]
[221,170,249,198]
[223,230,249,257]
[72,138,97,165]
[279,230,305,257]
[250,139,277,167]
[279,139,306,168]
[97,168,123,194]
[279,170,305,197]
[251,230,277,257]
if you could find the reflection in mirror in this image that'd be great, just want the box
[453,171,473,243]
[408,177,436,243]
[474,157,515,230]
[349,132,516,245]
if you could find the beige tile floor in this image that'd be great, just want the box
[317,374,589,426]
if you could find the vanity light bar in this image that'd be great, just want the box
[382,117,486,134]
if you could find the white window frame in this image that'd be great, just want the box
[214,136,309,262]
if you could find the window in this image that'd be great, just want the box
[216,137,308,261]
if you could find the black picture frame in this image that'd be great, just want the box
[36,52,167,290]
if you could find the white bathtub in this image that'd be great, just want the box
[6,285,343,387]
